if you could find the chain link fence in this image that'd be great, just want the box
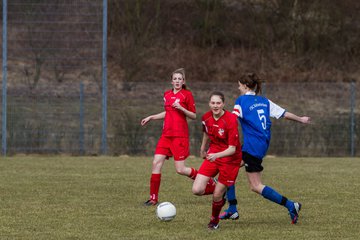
[110,81,358,157]
[1,0,105,155]
[1,79,359,157]
[1,1,358,157]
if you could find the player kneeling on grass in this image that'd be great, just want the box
[192,91,243,230]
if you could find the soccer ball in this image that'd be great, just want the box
[156,202,176,221]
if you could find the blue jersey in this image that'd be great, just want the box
[233,92,285,159]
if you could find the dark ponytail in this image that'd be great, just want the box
[238,72,262,95]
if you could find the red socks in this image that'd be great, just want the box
[211,198,225,224]
[189,168,198,180]
[204,178,216,195]
[149,173,161,201]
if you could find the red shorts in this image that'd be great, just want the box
[198,160,240,187]
[154,136,189,161]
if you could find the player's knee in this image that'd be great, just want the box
[213,193,223,201]
[175,168,186,175]
[192,185,204,196]
[152,159,163,169]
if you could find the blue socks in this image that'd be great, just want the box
[261,186,293,210]
[226,184,238,212]
[224,185,294,213]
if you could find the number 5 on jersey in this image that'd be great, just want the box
[257,109,266,130]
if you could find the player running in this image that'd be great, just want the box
[141,68,215,206]
[220,72,311,224]
[192,91,243,230]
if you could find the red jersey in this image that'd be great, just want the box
[162,89,196,137]
[202,110,242,164]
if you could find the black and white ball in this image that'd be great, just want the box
[156,202,176,221]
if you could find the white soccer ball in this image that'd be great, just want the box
[156,202,176,221]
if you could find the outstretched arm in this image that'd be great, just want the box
[140,111,166,126]
[284,112,311,124]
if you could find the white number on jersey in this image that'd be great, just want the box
[257,109,266,130]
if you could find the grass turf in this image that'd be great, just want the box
[0,156,359,240]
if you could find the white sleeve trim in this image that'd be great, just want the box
[269,100,285,119]
[202,121,208,133]
[232,104,242,118]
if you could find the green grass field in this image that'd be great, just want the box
[0,156,359,240]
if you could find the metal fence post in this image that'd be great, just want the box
[2,0,8,157]
[79,82,85,155]
[262,82,266,97]
[350,81,355,157]
[101,0,108,154]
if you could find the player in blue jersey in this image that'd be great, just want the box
[220,72,311,224]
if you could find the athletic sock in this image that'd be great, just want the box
[284,199,295,211]
[211,199,225,224]
[203,178,216,195]
[261,185,293,210]
[226,184,238,212]
[188,168,198,180]
[149,173,161,201]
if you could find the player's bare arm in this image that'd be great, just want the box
[284,112,311,124]
[207,145,236,162]
[200,133,209,159]
[141,111,166,126]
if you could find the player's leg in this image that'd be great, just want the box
[208,182,227,230]
[246,171,301,224]
[144,154,167,206]
[210,163,240,228]
[174,160,215,192]
[144,136,173,206]
[192,173,211,196]
[175,160,216,194]
[174,160,192,176]
[172,137,195,177]
[172,137,216,193]
[219,184,239,220]
[191,158,217,195]
[220,159,243,220]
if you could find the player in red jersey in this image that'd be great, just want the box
[192,91,243,230]
[141,68,215,206]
